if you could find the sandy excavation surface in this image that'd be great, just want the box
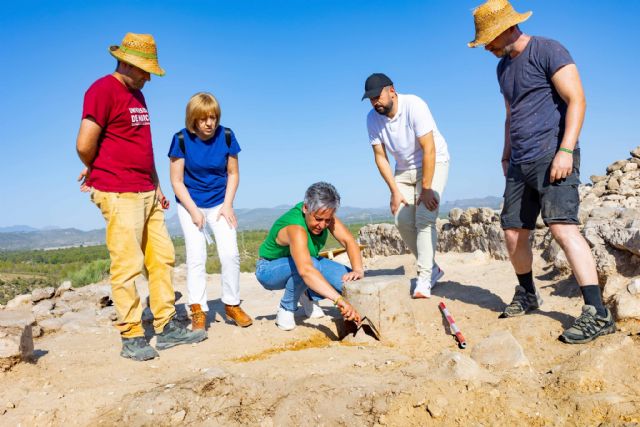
[1,251,639,426]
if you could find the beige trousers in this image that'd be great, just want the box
[394,161,449,279]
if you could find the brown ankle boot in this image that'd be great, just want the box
[190,304,206,331]
[225,304,253,327]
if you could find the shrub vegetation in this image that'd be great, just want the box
[0,223,366,304]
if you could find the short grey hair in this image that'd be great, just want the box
[304,182,341,212]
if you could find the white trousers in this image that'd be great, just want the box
[394,161,449,280]
[177,203,241,310]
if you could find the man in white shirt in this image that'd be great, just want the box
[363,73,450,298]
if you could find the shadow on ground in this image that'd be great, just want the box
[30,349,49,363]
[301,321,340,341]
[539,276,581,298]
[431,280,577,328]
[529,309,576,329]
[431,281,504,313]
[365,267,406,277]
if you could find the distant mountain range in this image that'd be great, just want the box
[0,225,62,233]
[0,225,39,233]
[440,196,502,212]
[0,197,502,251]
[0,228,105,251]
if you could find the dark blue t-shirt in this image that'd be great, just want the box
[498,36,575,164]
[167,126,241,208]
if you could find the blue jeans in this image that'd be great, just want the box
[255,256,350,312]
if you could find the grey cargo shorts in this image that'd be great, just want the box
[501,149,581,230]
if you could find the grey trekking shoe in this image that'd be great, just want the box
[156,318,207,350]
[559,305,616,344]
[121,336,159,361]
[499,285,543,318]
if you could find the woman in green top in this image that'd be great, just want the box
[256,182,364,330]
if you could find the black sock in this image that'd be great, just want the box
[580,285,607,317]
[516,271,536,295]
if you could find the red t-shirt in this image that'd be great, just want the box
[82,75,156,192]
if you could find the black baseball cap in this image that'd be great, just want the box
[361,73,393,100]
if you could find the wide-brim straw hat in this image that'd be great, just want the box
[108,33,165,76]
[468,0,532,48]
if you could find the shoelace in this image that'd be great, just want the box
[572,312,598,334]
[508,291,528,309]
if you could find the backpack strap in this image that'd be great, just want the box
[176,131,185,155]
[224,127,232,148]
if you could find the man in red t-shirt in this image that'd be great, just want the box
[76,33,206,361]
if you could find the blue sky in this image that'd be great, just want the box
[1,1,638,230]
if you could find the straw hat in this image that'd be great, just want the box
[108,33,165,76]
[468,0,532,48]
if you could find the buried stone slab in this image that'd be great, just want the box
[339,275,415,344]
[471,330,529,370]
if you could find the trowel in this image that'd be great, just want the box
[343,316,381,341]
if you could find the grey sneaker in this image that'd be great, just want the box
[499,285,543,318]
[121,336,159,361]
[559,305,616,344]
[156,318,207,350]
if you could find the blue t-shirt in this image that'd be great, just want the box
[498,36,575,164]
[167,126,241,208]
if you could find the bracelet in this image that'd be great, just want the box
[559,147,573,154]
[333,296,344,306]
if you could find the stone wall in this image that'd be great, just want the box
[359,223,410,258]
[358,208,546,262]
[576,147,640,319]
[439,207,508,260]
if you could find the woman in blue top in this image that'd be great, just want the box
[168,92,252,332]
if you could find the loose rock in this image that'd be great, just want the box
[171,410,186,423]
[32,300,55,321]
[427,397,448,419]
[6,294,32,310]
[30,287,55,303]
[55,281,73,298]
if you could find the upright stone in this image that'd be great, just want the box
[340,275,415,344]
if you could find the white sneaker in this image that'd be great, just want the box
[299,292,325,318]
[276,307,296,331]
[413,276,432,299]
[431,264,445,287]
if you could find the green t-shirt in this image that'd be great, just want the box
[259,202,328,260]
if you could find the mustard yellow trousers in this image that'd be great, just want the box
[91,189,176,338]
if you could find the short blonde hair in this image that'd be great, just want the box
[185,92,221,133]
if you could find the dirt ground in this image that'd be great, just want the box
[1,251,639,426]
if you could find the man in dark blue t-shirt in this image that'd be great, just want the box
[468,0,615,344]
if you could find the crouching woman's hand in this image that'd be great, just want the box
[342,269,364,282]
[335,296,361,323]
